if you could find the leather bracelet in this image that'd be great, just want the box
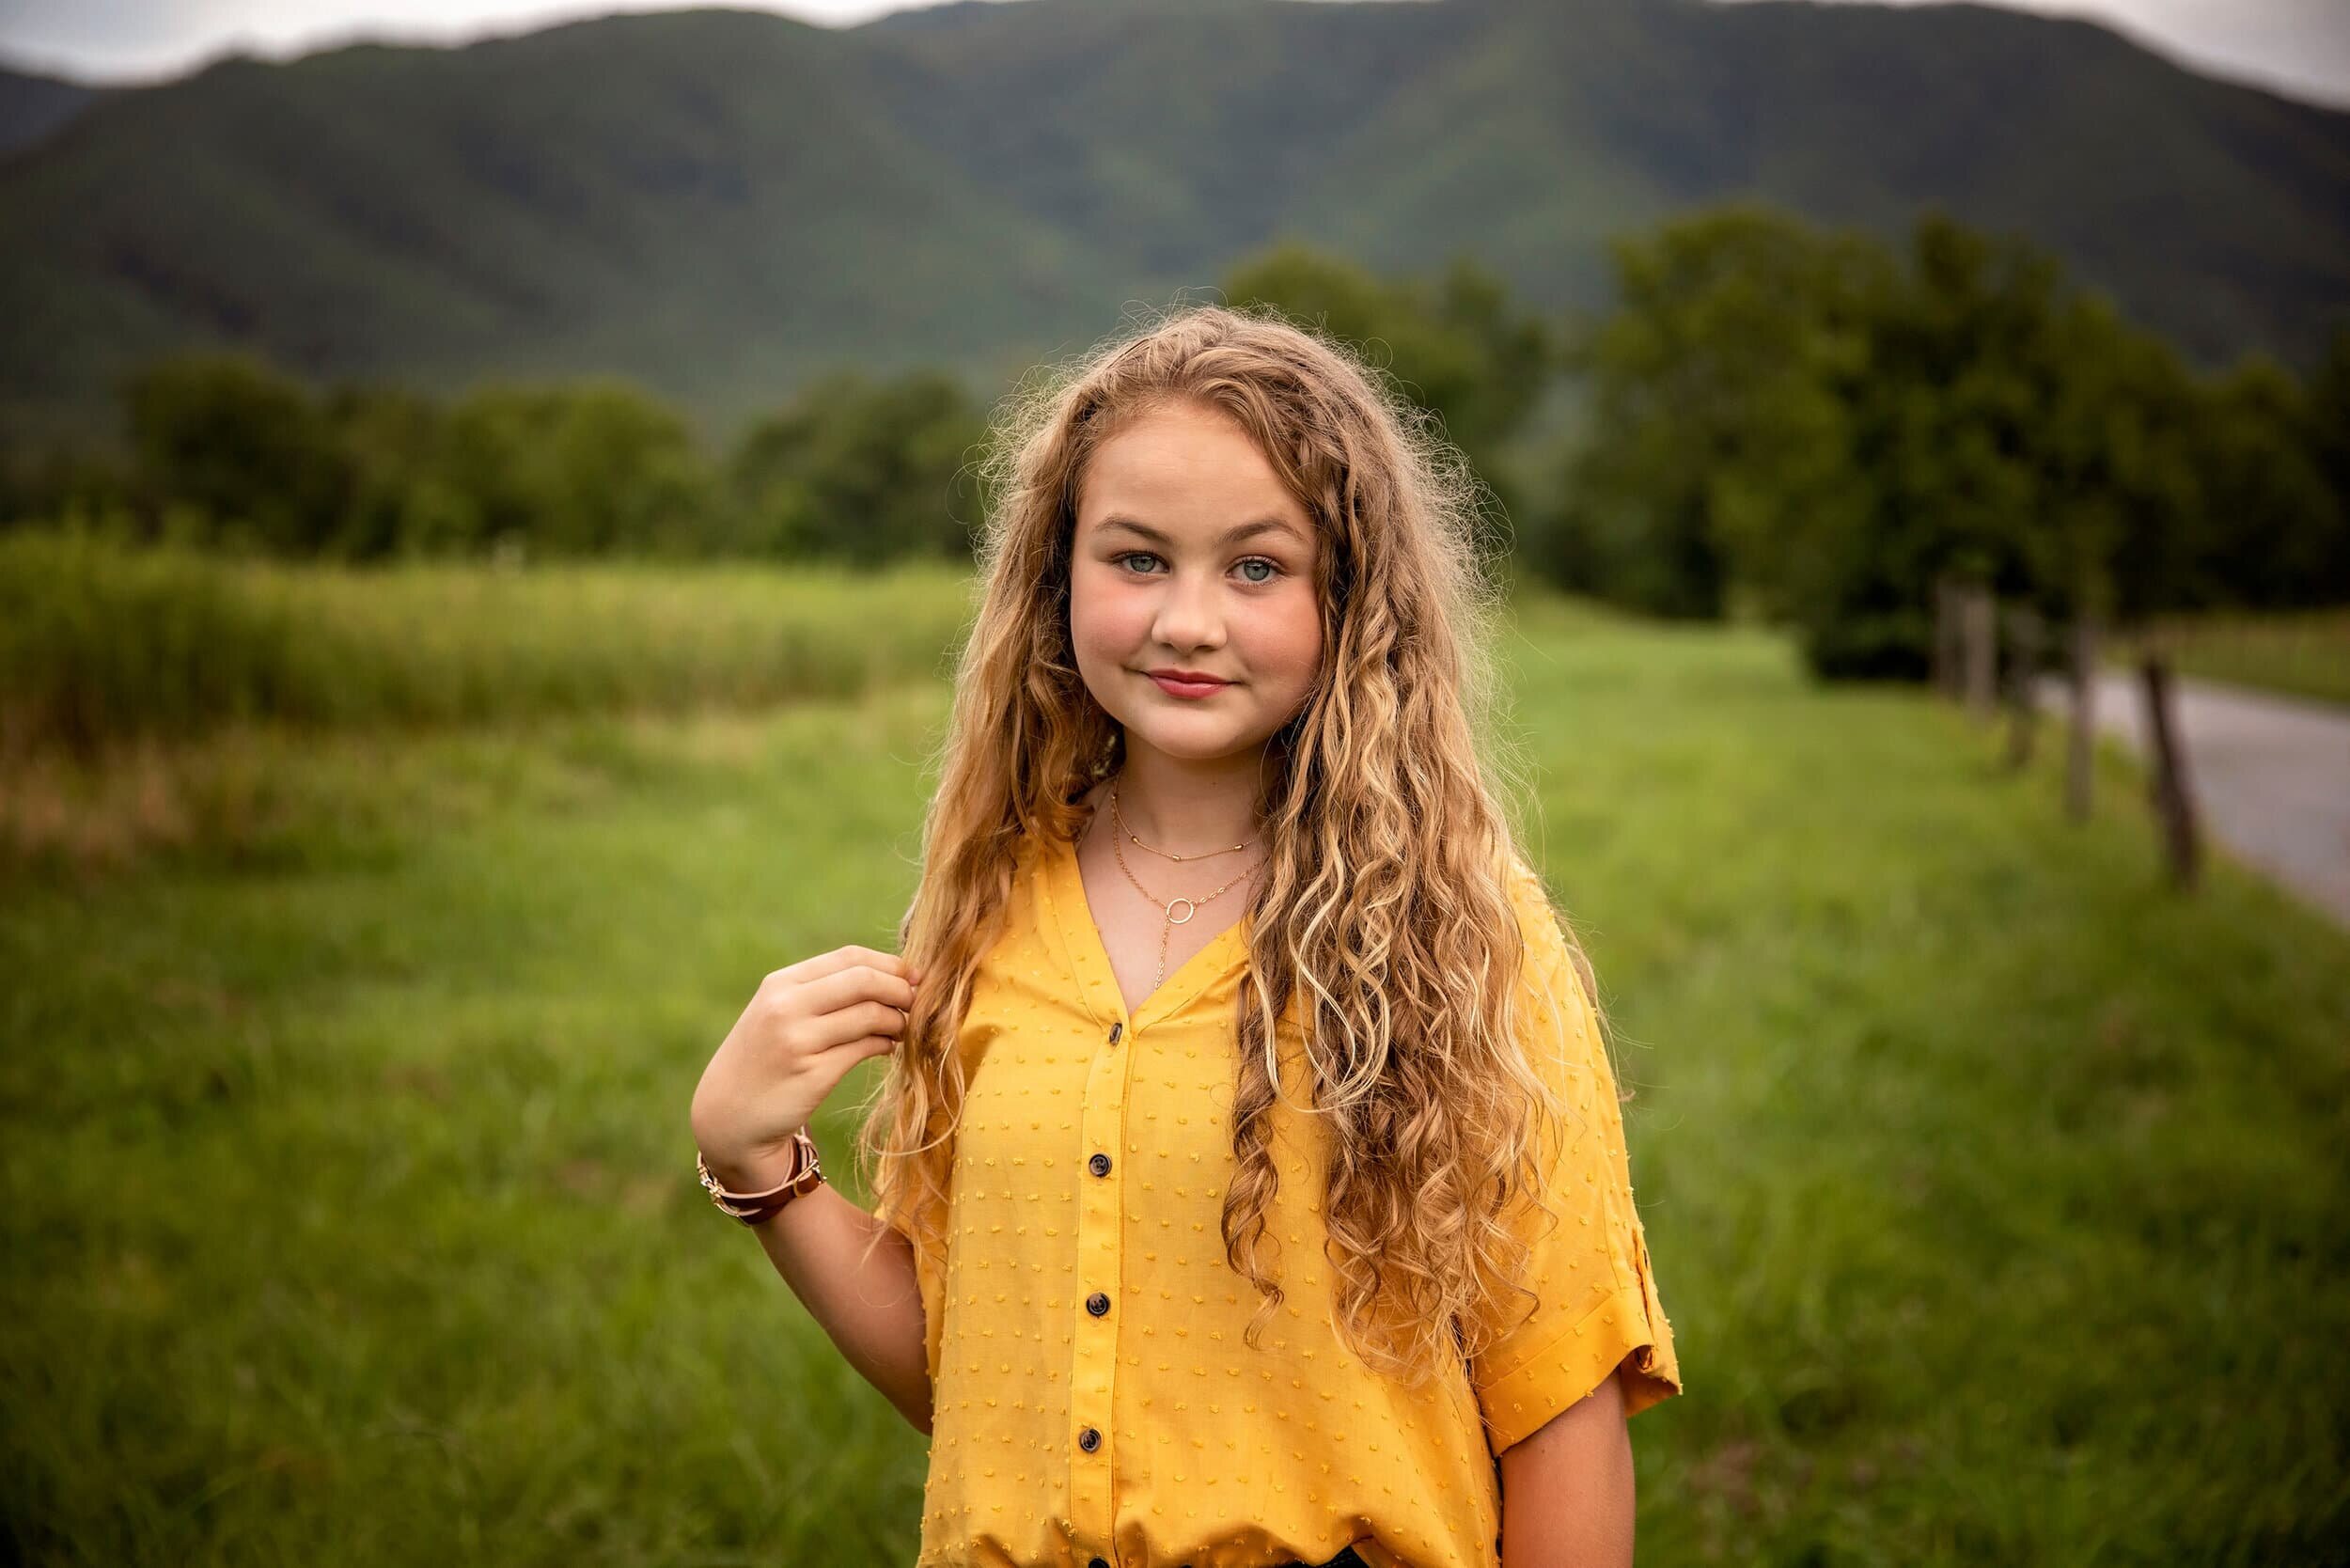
[697,1126,824,1225]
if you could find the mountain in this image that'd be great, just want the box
[1,0,2345,441]
[0,65,100,156]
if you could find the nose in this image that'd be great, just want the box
[1149,563,1226,655]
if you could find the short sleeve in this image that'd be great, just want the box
[1465,866,1683,1453]
[875,1136,952,1391]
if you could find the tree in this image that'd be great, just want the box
[122,353,345,554]
[1547,204,1885,624]
[441,380,716,557]
[1222,243,1551,554]
[319,384,472,560]
[727,368,987,566]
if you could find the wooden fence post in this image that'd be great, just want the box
[2138,648,2202,890]
[1932,573,1959,700]
[1963,585,1998,721]
[2003,604,2044,771]
[2065,610,2098,822]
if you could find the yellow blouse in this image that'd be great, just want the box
[884,824,1681,1568]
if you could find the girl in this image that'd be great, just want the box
[689,303,1682,1568]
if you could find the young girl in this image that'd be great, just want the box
[689,304,1682,1568]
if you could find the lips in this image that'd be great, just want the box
[1145,670,1231,698]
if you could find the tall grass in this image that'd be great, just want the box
[0,528,978,760]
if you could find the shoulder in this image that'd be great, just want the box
[1495,853,1601,1040]
[1498,854,1572,968]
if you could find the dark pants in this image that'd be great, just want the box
[1279,1548,1371,1568]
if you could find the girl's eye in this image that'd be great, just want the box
[1114,552,1282,586]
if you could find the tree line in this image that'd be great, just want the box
[0,238,1552,577]
[1545,205,2350,678]
[4,210,2344,683]
[1,361,994,568]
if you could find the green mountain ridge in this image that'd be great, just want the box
[2,0,2345,443]
[0,66,101,157]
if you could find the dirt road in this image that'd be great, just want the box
[2038,671,2350,928]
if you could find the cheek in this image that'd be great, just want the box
[1247,582,1324,685]
[1069,565,1152,663]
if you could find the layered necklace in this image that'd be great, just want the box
[1098,777,1265,996]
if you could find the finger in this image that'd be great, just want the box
[791,997,912,1056]
[796,963,917,1019]
[818,1031,903,1066]
[772,945,918,990]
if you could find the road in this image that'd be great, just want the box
[2037,671,2350,929]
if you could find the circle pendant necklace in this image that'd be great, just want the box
[1100,778,1264,994]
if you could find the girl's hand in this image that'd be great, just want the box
[689,944,924,1190]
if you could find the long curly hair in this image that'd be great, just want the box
[854,298,1620,1387]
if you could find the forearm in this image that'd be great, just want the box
[732,1170,932,1434]
[1498,1365,1636,1568]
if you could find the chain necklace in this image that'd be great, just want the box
[1108,779,1259,863]
[1099,779,1264,995]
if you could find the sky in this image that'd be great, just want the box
[0,0,2345,109]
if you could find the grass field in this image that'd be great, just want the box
[2113,607,2350,709]
[0,527,977,760]
[3,588,2346,1565]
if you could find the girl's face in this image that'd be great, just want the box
[1070,398,1324,765]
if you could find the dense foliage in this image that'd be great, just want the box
[1542,206,2350,676]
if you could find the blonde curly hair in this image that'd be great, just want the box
[855,298,1621,1387]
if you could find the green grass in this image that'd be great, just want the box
[0,527,977,760]
[4,599,2347,1565]
[2111,607,2350,709]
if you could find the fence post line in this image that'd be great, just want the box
[2003,604,2043,771]
[2137,646,2203,890]
[1963,584,1998,722]
[1932,572,1959,699]
[2065,610,2098,822]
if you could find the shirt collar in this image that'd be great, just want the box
[1038,825,1253,1034]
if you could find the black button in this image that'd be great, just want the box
[1107,1021,1122,1045]
[1078,1426,1102,1452]
[1089,1152,1112,1177]
[1088,1560,1110,1568]
[1086,1291,1110,1316]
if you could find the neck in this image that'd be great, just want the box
[1107,735,1273,855]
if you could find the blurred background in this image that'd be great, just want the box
[2,0,2346,1562]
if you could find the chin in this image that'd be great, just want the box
[1131,724,1270,763]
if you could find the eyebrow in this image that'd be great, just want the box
[1095,514,1308,548]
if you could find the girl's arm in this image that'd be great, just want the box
[1497,1359,1637,1568]
[728,1165,933,1435]
[689,946,933,1435]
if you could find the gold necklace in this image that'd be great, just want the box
[1099,780,1263,995]
[1109,780,1261,862]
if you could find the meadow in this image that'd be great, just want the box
[1,565,2345,1566]
[2116,606,2350,709]
[0,528,977,759]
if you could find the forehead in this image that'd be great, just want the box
[1076,400,1313,546]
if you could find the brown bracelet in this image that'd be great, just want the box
[697,1126,824,1225]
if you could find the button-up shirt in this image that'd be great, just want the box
[885,824,1682,1568]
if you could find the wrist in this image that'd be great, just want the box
[703,1140,802,1193]
[696,1126,825,1225]
[693,1112,807,1186]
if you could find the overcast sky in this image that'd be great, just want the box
[1,0,2344,109]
